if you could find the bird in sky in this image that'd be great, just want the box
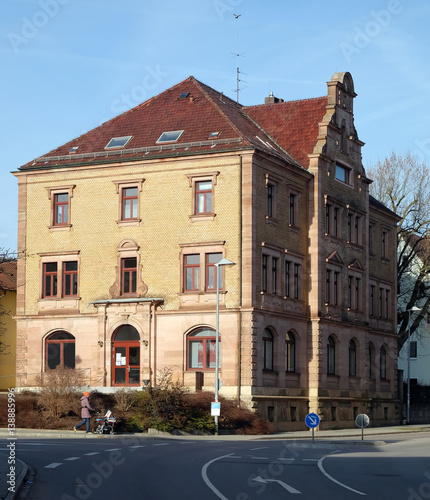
[233,13,241,19]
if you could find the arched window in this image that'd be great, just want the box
[187,327,217,370]
[349,339,357,376]
[285,331,296,372]
[327,336,336,375]
[380,346,387,380]
[46,331,75,370]
[263,328,274,371]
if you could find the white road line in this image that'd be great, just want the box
[152,443,170,446]
[84,452,100,456]
[129,445,145,449]
[278,458,294,461]
[105,448,121,451]
[45,463,62,469]
[303,458,319,461]
[202,454,234,500]
[64,457,80,461]
[250,447,269,451]
[318,453,366,496]
[251,456,268,460]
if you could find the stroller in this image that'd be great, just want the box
[93,410,116,435]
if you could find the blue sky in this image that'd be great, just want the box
[1,0,430,252]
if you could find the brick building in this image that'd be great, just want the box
[13,72,400,429]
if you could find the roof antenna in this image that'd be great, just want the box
[232,13,246,104]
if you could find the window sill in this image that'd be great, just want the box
[117,219,142,228]
[49,224,72,232]
[189,213,216,222]
[265,216,278,226]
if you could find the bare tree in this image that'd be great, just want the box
[367,153,430,349]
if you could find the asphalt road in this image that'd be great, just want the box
[2,433,430,499]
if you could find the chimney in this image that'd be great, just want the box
[265,92,284,105]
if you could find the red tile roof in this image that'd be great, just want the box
[245,97,328,168]
[19,77,328,171]
[0,261,17,292]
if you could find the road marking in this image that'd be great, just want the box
[202,453,235,500]
[251,446,269,451]
[45,463,62,469]
[318,452,366,495]
[253,476,301,494]
[278,458,294,461]
[64,457,80,461]
[129,445,145,449]
[251,456,269,460]
[84,452,100,456]
[153,443,170,446]
[303,458,319,461]
[105,448,121,451]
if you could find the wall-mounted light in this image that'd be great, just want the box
[142,340,149,347]
[98,340,103,347]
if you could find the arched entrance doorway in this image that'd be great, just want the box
[112,325,140,386]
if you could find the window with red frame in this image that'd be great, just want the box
[195,181,212,214]
[205,253,222,291]
[184,254,200,291]
[46,331,75,370]
[187,327,218,370]
[54,193,69,225]
[121,258,137,294]
[63,261,78,297]
[43,263,58,298]
[122,187,138,220]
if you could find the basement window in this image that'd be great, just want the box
[105,136,133,149]
[156,130,184,143]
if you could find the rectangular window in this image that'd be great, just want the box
[262,255,268,293]
[348,276,352,309]
[289,194,296,226]
[325,204,331,234]
[370,284,375,316]
[43,263,58,298]
[382,231,387,258]
[334,271,339,305]
[122,187,138,220]
[326,270,331,304]
[294,263,299,299]
[196,181,212,214]
[284,261,290,297]
[334,207,339,237]
[54,193,69,225]
[410,341,418,359]
[63,261,78,297]
[272,257,278,294]
[184,254,200,292]
[267,184,274,218]
[355,277,360,310]
[121,258,137,295]
[335,163,350,184]
[206,253,222,291]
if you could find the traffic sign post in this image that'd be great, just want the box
[305,413,320,443]
[355,413,370,440]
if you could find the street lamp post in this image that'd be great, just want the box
[407,306,420,424]
[214,258,236,435]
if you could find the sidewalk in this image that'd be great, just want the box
[1,424,430,499]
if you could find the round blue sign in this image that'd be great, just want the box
[305,412,320,428]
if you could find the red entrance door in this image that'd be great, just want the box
[112,325,140,386]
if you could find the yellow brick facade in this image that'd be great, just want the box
[13,72,401,430]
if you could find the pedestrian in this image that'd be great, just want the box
[73,391,94,433]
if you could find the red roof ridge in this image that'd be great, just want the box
[245,95,327,110]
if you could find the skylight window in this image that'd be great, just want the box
[209,132,220,138]
[178,92,189,99]
[105,136,132,149]
[69,146,79,153]
[156,130,184,144]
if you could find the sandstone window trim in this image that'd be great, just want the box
[113,178,145,227]
[46,184,76,232]
[186,171,219,222]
